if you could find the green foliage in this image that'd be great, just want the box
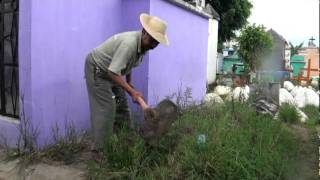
[238,24,273,72]
[88,102,299,179]
[301,105,319,125]
[289,42,304,56]
[278,103,300,123]
[207,0,253,49]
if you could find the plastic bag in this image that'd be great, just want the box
[214,85,232,96]
[279,88,295,105]
[284,81,294,92]
[204,93,224,104]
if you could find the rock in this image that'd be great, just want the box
[284,81,295,92]
[204,93,224,104]
[214,85,232,96]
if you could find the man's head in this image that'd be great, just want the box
[140,13,169,52]
[141,29,159,52]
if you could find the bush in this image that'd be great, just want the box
[278,103,300,123]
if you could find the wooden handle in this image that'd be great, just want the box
[137,96,149,110]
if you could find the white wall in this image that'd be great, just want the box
[207,18,219,84]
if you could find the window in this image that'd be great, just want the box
[0,0,19,118]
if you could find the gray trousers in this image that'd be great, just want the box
[84,53,130,150]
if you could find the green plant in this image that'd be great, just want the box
[289,42,304,56]
[238,24,273,72]
[301,105,319,125]
[277,103,300,123]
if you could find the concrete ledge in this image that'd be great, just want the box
[166,0,213,19]
[0,115,20,125]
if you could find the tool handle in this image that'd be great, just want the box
[137,96,149,110]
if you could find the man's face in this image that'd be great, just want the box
[141,31,159,52]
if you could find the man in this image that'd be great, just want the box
[84,13,169,161]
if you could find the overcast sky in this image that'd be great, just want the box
[248,0,319,47]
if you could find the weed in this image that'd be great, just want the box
[301,105,319,125]
[278,103,300,123]
[42,121,88,164]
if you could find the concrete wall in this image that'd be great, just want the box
[207,19,219,84]
[148,0,209,105]
[299,48,319,78]
[0,0,125,147]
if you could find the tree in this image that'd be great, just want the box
[289,42,303,56]
[207,0,253,50]
[237,24,273,72]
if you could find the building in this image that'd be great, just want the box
[0,0,219,147]
[297,37,319,78]
[264,29,287,71]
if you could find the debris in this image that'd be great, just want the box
[252,96,279,116]
[139,99,180,146]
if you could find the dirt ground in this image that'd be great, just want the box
[286,125,319,180]
[0,150,88,180]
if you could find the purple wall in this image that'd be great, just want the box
[121,1,150,119]
[29,0,124,145]
[1,0,210,147]
[147,0,209,105]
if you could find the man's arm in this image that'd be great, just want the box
[108,71,142,102]
[126,73,134,88]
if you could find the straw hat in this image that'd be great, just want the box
[140,13,169,46]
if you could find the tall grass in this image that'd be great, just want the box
[277,103,300,123]
[88,102,299,179]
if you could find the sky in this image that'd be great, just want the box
[248,0,319,47]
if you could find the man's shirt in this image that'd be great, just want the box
[91,31,144,76]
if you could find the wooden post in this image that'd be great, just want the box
[306,58,311,82]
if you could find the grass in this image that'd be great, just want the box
[88,101,304,180]
[277,103,300,123]
[301,105,320,125]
